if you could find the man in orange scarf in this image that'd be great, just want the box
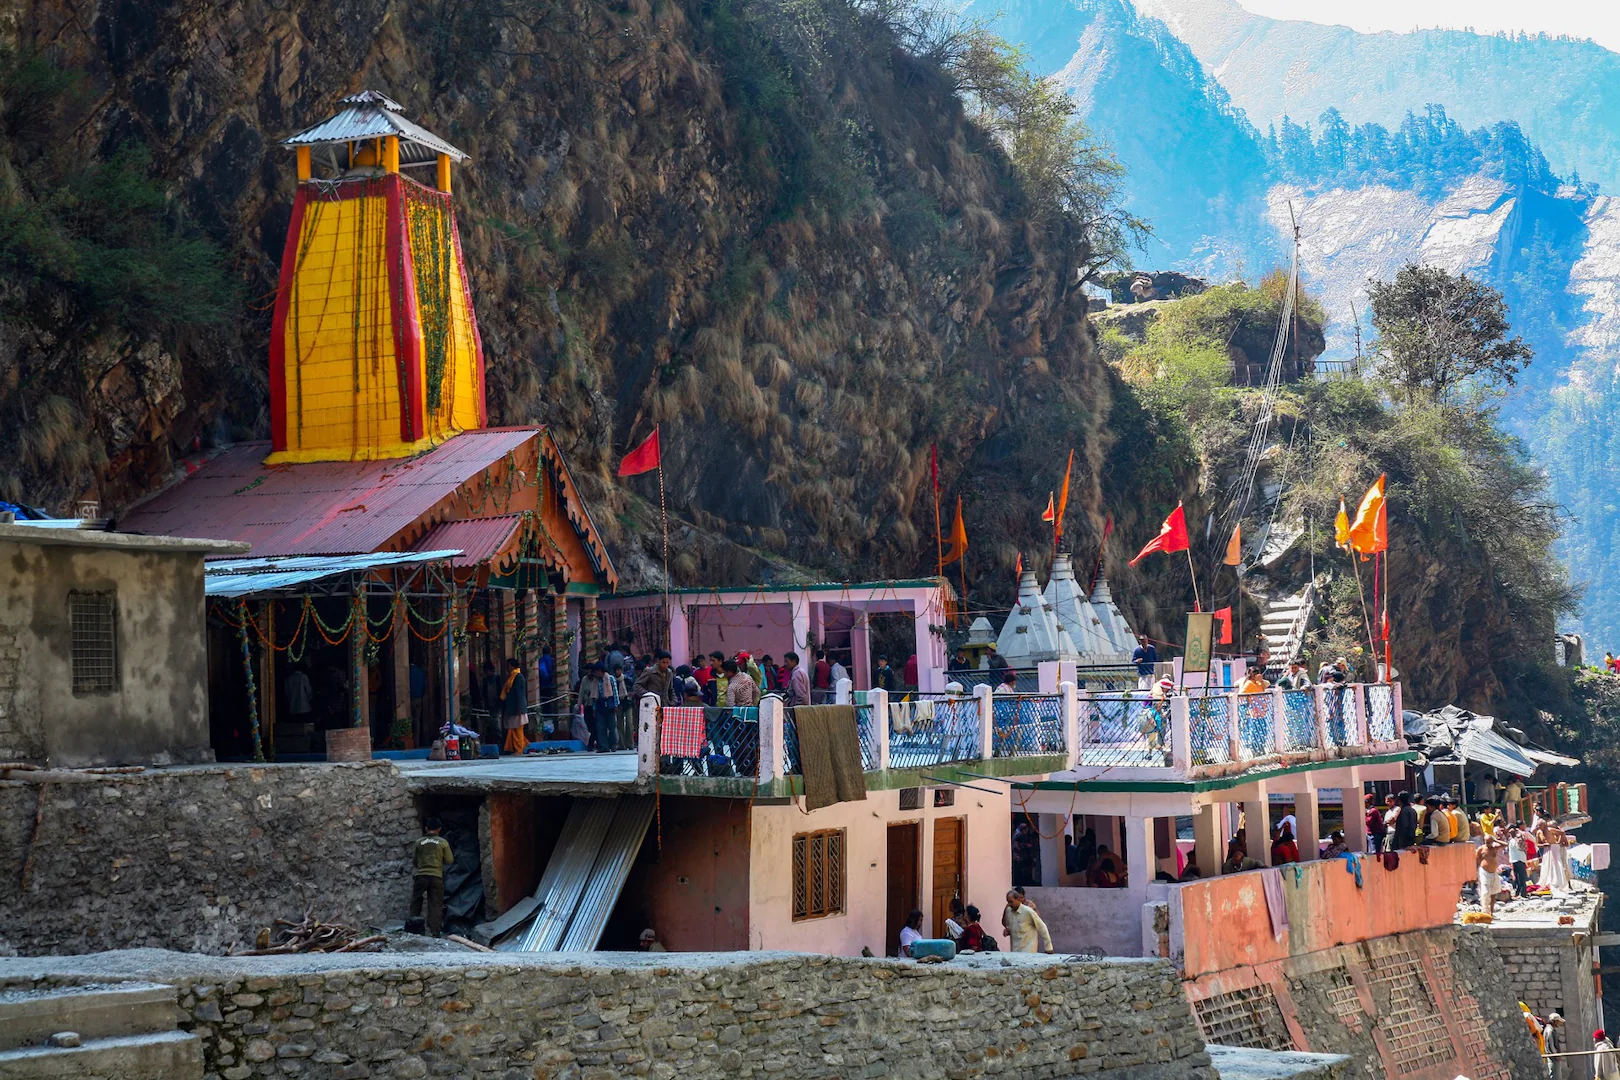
[500,657,529,754]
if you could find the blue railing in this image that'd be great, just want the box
[855,703,878,771]
[658,706,760,777]
[1366,684,1395,741]
[1082,695,1169,767]
[991,694,1065,757]
[1236,692,1275,760]
[888,695,981,769]
[1282,689,1318,750]
[1189,695,1232,766]
[1323,686,1353,746]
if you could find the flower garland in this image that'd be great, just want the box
[235,599,265,762]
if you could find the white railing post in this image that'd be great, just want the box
[1392,681,1404,739]
[974,683,995,760]
[1226,691,1242,761]
[1271,688,1288,754]
[638,693,660,778]
[1060,680,1078,769]
[1171,694,1191,773]
[1353,684,1369,747]
[759,694,784,783]
[835,677,853,705]
[1038,661,1059,694]
[869,687,890,771]
[1313,684,1331,750]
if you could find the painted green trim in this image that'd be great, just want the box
[1010,750,1416,794]
[564,581,601,597]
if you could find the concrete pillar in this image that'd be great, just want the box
[1352,684,1369,746]
[1226,691,1242,762]
[1060,680,1078,769]
[974,683,994,760]
[1038,661,1059,693]
[1293,788,1320,860]
[851,614,871,690]
[669,600,690,668]
[1170,695,1191,772]
[1314,684,1331,748]
[349,587,369,732]
[638,693,660,777]
[759,695,784,782]
[1038,815,1064,887]
[913,598,934,692]
[1247,781,1273,866]
[1192,802,1222,879]
[834,677,852,705]
[791,592,813,682]
[1393,682,1404,738]
[1124,814,1155,925]
[1271,687,1288,754]
[1342,767,1369,853]
[552,593,570,702]
[868,687,890,770]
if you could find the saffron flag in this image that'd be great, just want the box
[617,428,661,477]
[1212,606,1233,645]
[942,497,968,564]
[1055,450,1074,539]
[1334,497,1351,549]
[1348,474,1388,555]
[1223,524,1243,566]
[1041,492,1055,522]
[1102,514,1114,539]
[1014,552,1023,577]
[1129,503,1190,566]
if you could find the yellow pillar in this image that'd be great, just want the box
[384,136,400,174]
[296,146,311,182]
[436,152,452,193]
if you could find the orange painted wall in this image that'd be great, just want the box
[1176,842,1474,979]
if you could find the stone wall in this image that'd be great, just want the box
[0,762,418,956]
[0,949,1219,1080]
[1183,926,1542,1079]
[1492,925,1601,1063]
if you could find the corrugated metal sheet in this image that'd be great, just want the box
[283,92,469,162]
[119,430,538,559]
[204,549,460,597]
[412,515,524,570]
[516,798,618,951]
[557,796,655,952]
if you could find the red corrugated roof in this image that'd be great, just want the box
[120,429,539,558]
[412,514,524,570]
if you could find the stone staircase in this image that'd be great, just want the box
[1259,581,1317,663]
[0,982,201,1080]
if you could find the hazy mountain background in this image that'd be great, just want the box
[978,0,1620,656]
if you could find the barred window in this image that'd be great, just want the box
[69,590,118,695]
[792,829,845,920]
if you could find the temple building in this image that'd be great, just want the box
[120,92,615,761]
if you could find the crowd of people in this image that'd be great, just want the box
[897,888,1053,958]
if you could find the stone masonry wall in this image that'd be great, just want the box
[1183,926,1542,1080]
[0,949,1219,1080]
[0,762,418,956]
[1492,926,1601,1064]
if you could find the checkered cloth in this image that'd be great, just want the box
[660,706,705,757]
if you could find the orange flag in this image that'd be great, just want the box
[1130,503,1190,566]
[617,428,661,477]
[1014,552,1023,577]
[1348,475,1387,555]
[942,497,968,564]
[1040,492,1055,522]
[1055,449,1074,540]
[1223,524,1243,566]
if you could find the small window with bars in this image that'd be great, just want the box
[792,829,845,920]
[899,787,923,810]
[69,590,118,695]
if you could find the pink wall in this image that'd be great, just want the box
[748,787,1011,954]
[691,603,796,666]
[1174,842,1474,979]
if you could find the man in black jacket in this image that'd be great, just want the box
[1390,790,1419,850]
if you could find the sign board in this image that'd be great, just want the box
[1183,612,1215,674]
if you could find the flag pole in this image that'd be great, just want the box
[656,424,670,650]
[1185,547,1202,612]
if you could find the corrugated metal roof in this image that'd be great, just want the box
[205,550,460,597]
[557,796,655,952]
[1457,723,1539,777]
[515,797,619,951]
[283,91,469,162]
[412,515,525,570]
[120,429,539,559]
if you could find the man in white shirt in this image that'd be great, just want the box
[830,657,849,692]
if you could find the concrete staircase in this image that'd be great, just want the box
[0,982,201,1080]
[1259,581,1317,663]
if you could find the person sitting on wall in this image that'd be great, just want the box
[1321,830,1348,858]
[898,909,925,957]
[1179,852,1203,880]
[1239,668,1269,694]
[958,905,988,951]
[995,668,1019,695]
[1270,824,1300,865]
[1088,845,1125,888]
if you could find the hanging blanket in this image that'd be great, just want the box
[1259,866,1290,942]
[659,706,705,757]
[795,705,868,810]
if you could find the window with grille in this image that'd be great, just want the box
[792,829,845,920]
[899,787,923,810]
[933,788,955,807]
[69,590,119,695]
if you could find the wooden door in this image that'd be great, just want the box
[931,817,965,938]
[886,823,920,956]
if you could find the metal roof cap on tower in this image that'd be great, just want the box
[282,90,470,163]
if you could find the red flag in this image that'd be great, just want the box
[1129,503,1190,566]
[1040,492,1055,522]
[1103,513,1114,539]
[617,428,661,477]
[1213,607,1233,645]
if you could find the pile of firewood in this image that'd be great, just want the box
[234,908,384,955]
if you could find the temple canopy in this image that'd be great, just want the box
[282,90,469,163]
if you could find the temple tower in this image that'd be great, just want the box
[267,91,485,462]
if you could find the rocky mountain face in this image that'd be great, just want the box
[0,0,1168,605]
